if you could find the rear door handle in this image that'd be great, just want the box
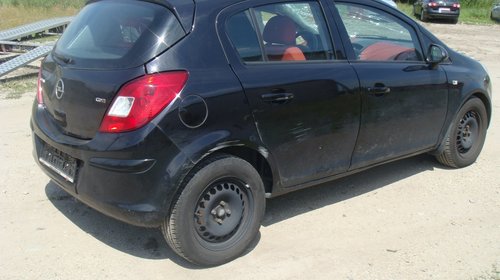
[261,92,294,104]
[367,83,391,96]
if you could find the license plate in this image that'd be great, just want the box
[39,144,77,183]
[439,8,451,12]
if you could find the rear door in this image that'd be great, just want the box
[219,0,361,187]
[331,1,448,169]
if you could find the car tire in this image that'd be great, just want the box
[436,97,488,168]
[161,154,266,266]
[451,17,458,24]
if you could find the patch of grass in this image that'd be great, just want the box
[461,0,494,8]
[398,3,414,17]
[460,7,496,24]
[397,3,499,25]
[0,0,84,8]
[473,264,500,280]
[0,2,83,30]
[0,76,37,99]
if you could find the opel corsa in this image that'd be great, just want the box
[31,0,492,266]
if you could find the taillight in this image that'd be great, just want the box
[452,3,460,8]
[37,67,44,105]
[428,2,438,7]
[99,71,188,133]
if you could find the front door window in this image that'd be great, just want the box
[336,3,423,61]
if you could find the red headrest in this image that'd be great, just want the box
[263,16,297,45]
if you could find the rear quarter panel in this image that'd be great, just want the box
[145,1,277,196]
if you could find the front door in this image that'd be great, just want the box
[333,1,448,169]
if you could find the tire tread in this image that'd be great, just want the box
[161,153,241,265]
[435,97,487,168]
[436,135,458,168]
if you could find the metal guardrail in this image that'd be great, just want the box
[0,40,43,53]
[0,17,73,78]
[0,17,73,41]
[0,46,53,77]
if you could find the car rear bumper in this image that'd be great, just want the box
[425,8,460,19]
[31,102,190,227]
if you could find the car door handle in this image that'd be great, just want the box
[367,83,391,96]
[261,92,294,104]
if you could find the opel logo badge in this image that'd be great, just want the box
[55,79,65,100]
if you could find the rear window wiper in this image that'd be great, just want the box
[54,52,74,65]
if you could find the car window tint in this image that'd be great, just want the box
[226,1,334,63]
[226,10,264,62]
[55,1,184,69]
[336,3,423,62]
[254,2,334,61]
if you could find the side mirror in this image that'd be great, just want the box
[426,44,449,67]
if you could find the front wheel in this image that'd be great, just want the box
[162,154,266,266]
[436,97,488,168]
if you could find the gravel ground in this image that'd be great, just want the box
[0,22,499,280]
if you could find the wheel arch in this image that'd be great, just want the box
[432,92,491,156]
[163,143,277,221]
[471,92,492,126]
[173,141,278,202]
[435,94,489,168]
[207,146,276,196]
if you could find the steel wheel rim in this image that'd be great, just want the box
[456,110,480,153]
[194,179,250,243]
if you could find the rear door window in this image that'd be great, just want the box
[54,1,185,69]
[226,11,264,62]
[226,1,335,63]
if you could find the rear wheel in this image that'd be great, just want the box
[436,97,488,168]
[162,154,266,266]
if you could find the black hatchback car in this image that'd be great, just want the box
[31,0,491,266]
[413,0,461,23]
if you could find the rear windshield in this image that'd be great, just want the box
[54,1,185,69]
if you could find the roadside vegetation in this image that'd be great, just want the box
[0,0,497,30]
[0,0,85,29]
[397,0,499,24]
[0,0,85,98]
[473,264,500,280]
[0,76,37,99]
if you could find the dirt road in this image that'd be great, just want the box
[1,23,499,280]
